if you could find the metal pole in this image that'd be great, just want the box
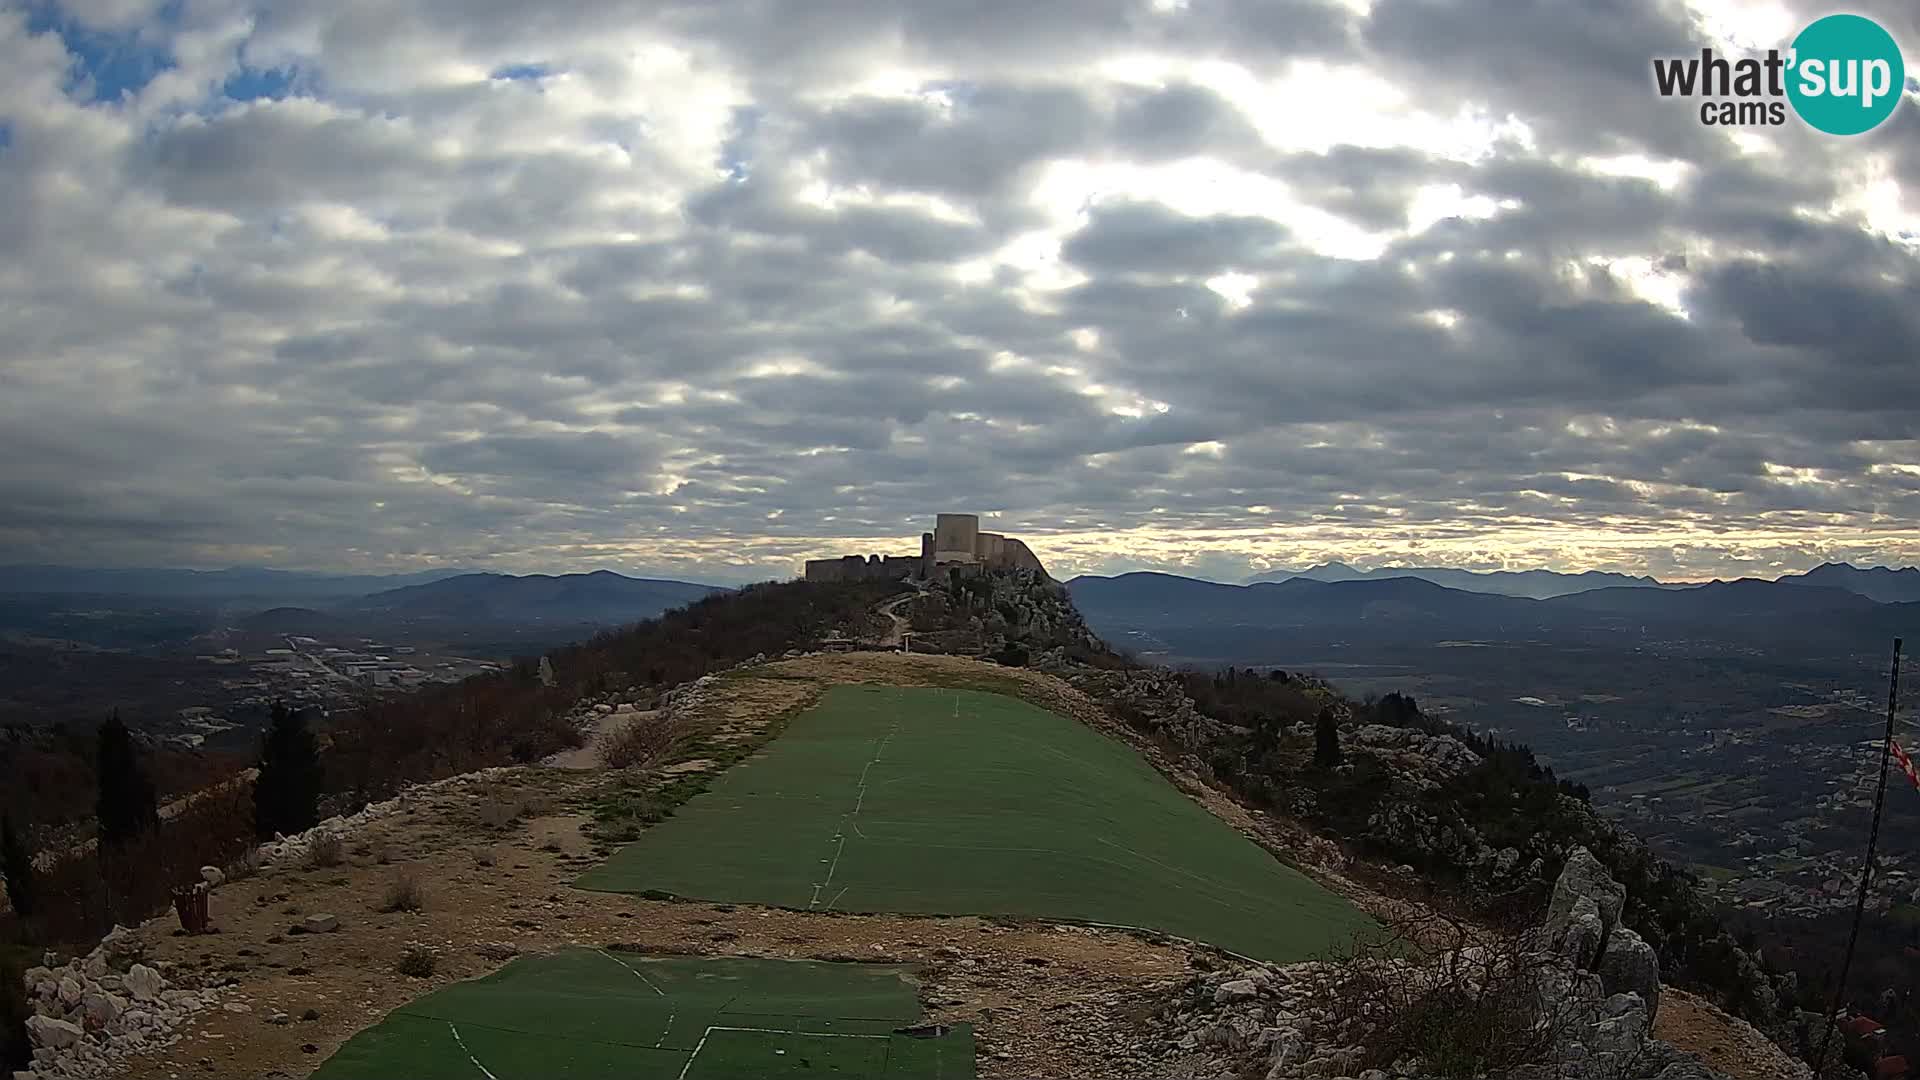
[1816,637,1902,1074]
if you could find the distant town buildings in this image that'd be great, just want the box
[804,513,1048,583]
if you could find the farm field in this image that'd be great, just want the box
[311,950,973,1079]
[578,684,1372,961]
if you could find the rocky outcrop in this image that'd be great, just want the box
[1344,724,1482,789]
[1143,848,1750,1080]
[1064,668,1227,751]
[18,925,227,1079]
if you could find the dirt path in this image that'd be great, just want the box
[874,590,918,647]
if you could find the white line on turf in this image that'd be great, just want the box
[448,1023,500,1080]
[594,948,676,1046]
[676,1025,894,1080]
[809,716,900,909]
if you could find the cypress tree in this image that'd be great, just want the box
[95,712,158,847]
[254,702,324,839]
[1313,707,1342,769]
[1,814,33,919]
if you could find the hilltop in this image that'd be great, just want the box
[3,572,1847,1079]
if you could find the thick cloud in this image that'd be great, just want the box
[0,0,1916,583]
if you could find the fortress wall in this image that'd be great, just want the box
[933,513,980,563]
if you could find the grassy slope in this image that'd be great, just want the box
[579,685,1373,962]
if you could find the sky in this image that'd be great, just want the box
[1,0,1917,587]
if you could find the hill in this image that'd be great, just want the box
[0,565,472,602]
[344,570,725,624]
[1780,561,1920,603]
[1069,569,1918,649]
[1245,561,1677,598]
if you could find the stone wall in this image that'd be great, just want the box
[803,554,920,583]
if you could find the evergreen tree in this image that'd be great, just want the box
[95,712,158,847]
[1313,707,1342,769]
[1,814,33,919]
[254,702,324,840]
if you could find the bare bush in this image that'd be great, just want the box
[599,716,678,770]
[395,942,437,978]
[476,793,523,829]
[1308,913,1580,1078]
[224,846,264,883]
[303,831,344,869]
[379,869,426,913]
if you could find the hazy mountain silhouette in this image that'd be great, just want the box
[1244,562,1677,599]
[345,571,724,624]
[0,565,474,601]
[1778,562,1920,604]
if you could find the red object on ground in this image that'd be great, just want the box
[1845,1016,1888,1038]
[1875,1055,1909,1080]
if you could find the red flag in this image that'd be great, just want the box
[1893,738,1920,793]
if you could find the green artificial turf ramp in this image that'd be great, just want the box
[311,951,973,1079]
[578,684,1372,961]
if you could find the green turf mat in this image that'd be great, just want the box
[577,684,1373,961]
[311,952,973,1080]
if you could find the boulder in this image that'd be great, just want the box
[200,865,226,889]
[99,924,144,960]
[79,991,123,1027]
[1597,926,1662,1021]
[25,1016,83,1050]
[124,964,164,1002]
[1213,978,1260,1004]
[1546,847,1625,959]
[301,914,340,934]
[1556,895,1606,970]
[55,977,82,1008]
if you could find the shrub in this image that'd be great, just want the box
[476,795,522,829]
[303,831,344,869]
[2,815,34,919]
[1,948,28,1073]
[224,845,264,883]
[1314,707,1342,769]
[395,942,436,978]
[599,718,677,770]
[95,713,159,848]
[380,870,426,913]
[253,703,323,840]
[1309,916,1578,1078]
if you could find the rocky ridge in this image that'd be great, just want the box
[1143,847,1804,1080]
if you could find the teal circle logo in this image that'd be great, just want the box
[1787,14,1906,135]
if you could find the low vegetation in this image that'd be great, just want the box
[303,830,345,869]
[1312,916,1577,1078]
[598,715,678,770]
[394,942,437,978]
[379,869,426,914]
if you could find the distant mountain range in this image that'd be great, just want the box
[1067,568,1919,651]
[342,571,726,624]
[1778,562,1920,604]
[0,565,478,602]
[1244,562,1678,599]
[1240,560,1920,602]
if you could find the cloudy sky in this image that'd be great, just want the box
[2,0,1917,585]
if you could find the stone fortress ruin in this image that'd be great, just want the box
[804,513,1049,583]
